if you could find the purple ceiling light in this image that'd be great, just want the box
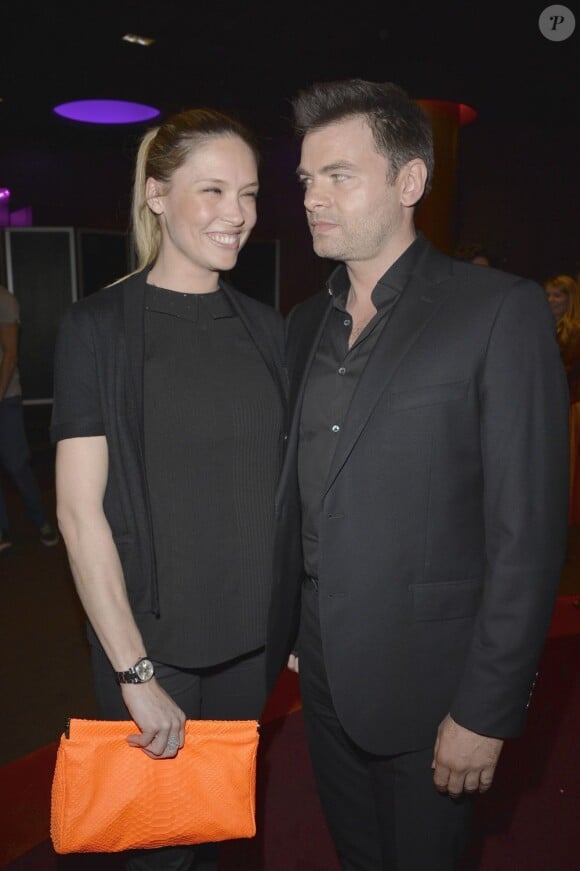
[53,99,160,125]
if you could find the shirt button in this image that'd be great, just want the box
[343,318,351,326]
[338,366,346,375]
[331,424,340,433]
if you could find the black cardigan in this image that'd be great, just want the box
[50,269,287,615]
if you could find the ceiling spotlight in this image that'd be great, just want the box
[122,33,155,46]
[53,99,160,125]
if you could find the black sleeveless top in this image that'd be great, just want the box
[138,284,283,667]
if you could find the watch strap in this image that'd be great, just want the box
[114,657,154,685]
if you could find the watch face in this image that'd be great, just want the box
[135,659,154,682]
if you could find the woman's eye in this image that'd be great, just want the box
[203,187,221,195]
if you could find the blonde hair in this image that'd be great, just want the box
[545,274,580,345]
[130,108,259,272]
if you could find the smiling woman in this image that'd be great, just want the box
[144,134,259,290]
[49,108,287,871]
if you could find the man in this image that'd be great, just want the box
[266,80,569,869]
[0,283,59,552]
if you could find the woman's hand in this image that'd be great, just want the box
[123,680,186,758]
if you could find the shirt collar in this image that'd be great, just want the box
[326,233,428,310]
[144,281,235,320]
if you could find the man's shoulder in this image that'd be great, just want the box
[419,237,536,297]
[443,260,547,313]
[450,260,539,293]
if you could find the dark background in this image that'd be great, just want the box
[1,0,579,306]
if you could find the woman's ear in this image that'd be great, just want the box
[399,159,428,208]
[145,178,164,214]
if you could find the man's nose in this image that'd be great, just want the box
[304,180,329,211]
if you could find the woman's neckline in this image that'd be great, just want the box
[145,280,222,298]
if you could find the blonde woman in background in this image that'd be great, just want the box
[545,274,580,526]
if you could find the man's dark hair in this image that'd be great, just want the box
[292,78,434,196]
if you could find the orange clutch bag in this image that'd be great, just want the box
[50,718,260,854]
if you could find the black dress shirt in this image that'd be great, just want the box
[298,236,426,580]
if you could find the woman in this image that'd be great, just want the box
[545,273,580,397]
[51,108,286,870]
[545,274,580,526]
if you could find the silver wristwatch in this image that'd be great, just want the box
[114,657,155,685]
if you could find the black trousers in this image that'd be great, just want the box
[299,581,473,871]
[90,639,267,871]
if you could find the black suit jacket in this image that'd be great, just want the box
[267,238,569,755]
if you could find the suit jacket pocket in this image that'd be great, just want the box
[388,379,469,412]
[410,578,482,621]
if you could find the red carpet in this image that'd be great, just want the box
[0,744,57,867]
[546,593,580,638]
[1,599,579,870]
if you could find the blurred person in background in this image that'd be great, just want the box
[545,274,580,526]
[544,274,580,397]
[0,282,59,554]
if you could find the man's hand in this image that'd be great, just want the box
[287,653,299,674]
[432,714,504,797]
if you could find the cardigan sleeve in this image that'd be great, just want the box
[50,303,106,442]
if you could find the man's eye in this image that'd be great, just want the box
[332,174,348,182]
[298,177,311,189]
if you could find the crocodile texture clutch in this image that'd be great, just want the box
[50,717,259,853]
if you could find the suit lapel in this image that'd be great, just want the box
[292,295,332,398]
[324,251,453,495]
[287,293,333,453]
